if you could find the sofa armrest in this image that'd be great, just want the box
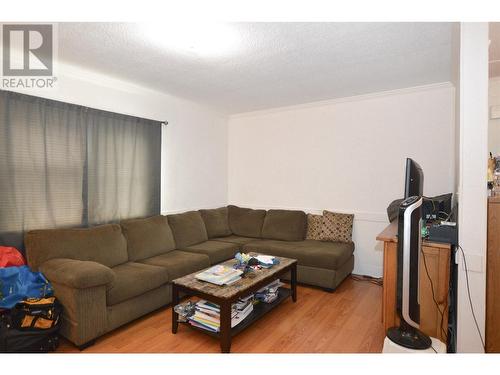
[39,258,115,289]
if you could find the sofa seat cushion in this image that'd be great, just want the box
[242,239,354,270]
[107,262,169,306]
[138,250,210,281]
[181,241,240,265]
[120,215,176,261]
[167,211,209,248]
[228,205,266,238]
[261,209,307,241]
[212,235,256,245]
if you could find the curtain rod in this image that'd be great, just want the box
[66,102,168,126]
[1,89,168,125]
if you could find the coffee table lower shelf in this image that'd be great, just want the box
[179,287,291,339]
[171,257,297,353]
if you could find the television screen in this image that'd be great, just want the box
[404,158,424,198]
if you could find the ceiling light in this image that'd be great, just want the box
[141,22,240,58]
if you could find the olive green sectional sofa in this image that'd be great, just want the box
[24,205,354,348]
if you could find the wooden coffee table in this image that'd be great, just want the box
[171,255,297,353]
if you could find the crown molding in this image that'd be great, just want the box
[229,82,454,120]
[57,61,228,119]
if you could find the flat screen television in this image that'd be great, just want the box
[404,158,424,199]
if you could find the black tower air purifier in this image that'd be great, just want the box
[386,195,432,350]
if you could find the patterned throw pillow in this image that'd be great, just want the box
[306,213,323,240]
[321,210,354,243]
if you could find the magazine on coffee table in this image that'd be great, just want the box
[195,265,243,285]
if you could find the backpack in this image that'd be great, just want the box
[0,297,62,353]
[0,266,53,309]
[11,297,62,330]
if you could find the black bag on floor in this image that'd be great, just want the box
[0,297,62,353]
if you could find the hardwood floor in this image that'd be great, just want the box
[57,277,385,353]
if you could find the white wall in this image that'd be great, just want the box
[10,62,229,214]
[228,84,455,277]
[456,22,489,353]
[488,77,500,154]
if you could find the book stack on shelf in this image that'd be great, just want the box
[174,278,286,333]
[188,297,254,332]
[195,265,243,285]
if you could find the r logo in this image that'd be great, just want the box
[2,24,53,76]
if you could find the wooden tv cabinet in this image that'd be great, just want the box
[377,221,451,343]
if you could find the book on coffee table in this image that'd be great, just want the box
[195,265,243,285]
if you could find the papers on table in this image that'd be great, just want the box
[255,255,275,264]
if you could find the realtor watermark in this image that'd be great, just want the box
[1,23,57,89]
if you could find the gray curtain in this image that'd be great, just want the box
[0,90,161,250]
[86,109,161,224]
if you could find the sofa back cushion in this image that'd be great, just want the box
[120,215,176,261]
[227,205,266,238]
[167,211,208,248]
[25,224,128,271]
[199,207,232,239]
[261,209,307,241]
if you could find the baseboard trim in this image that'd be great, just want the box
[353,262,383,278]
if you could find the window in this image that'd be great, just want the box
[0,90,161,250]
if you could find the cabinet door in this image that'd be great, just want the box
[383,241,398,330]
[487,201,500,352]
[419,245,450,341]
[383,242,450,342]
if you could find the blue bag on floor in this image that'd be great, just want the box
[0,266,53,309]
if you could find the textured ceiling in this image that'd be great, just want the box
[58,22,453,114]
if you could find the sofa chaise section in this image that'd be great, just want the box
[242,239,355,291]
[243,239,354,270]
[203,206,354,290]
[245,207,353,291]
